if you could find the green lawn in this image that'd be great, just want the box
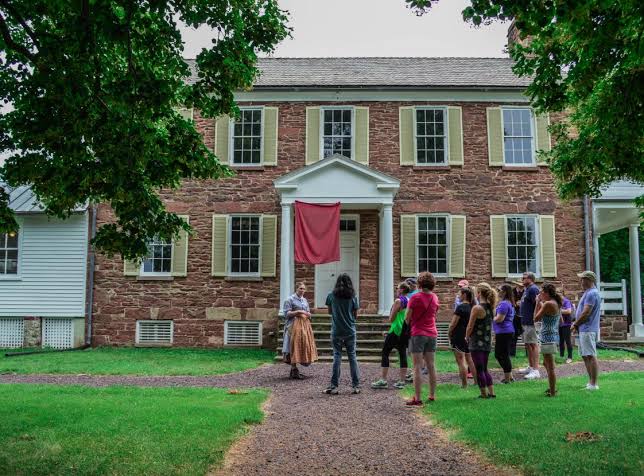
[0,384,266,476]
[0,347,274,376]
[406,372,643,476]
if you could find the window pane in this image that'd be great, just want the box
[6,233,18,248]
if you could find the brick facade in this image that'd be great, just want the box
[92,100,587,347]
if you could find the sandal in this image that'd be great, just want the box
[544,389,558,397]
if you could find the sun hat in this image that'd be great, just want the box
[577,270,597,283]
[457,279,469,288]
[405,277,417,285]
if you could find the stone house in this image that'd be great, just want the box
[90,55,591,349]
[0,185,89,349]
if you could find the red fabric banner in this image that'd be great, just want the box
[294,201,341,264]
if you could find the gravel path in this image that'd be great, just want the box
[2,359,642,475]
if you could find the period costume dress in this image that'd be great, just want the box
[282,293,317,365]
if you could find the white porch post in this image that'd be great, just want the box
[379,204,394,316]
[629,224,643,338]
[279,204,293,316]
[378,209,385,314]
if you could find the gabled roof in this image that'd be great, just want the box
[186,57,530,89]
[1,183,87,214]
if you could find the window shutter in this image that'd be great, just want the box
[177,107,194,121]
[535,113,551,165]
[212,215,229,277]
[260,215,277,277]
[449,215,466,277]
[263,107,279,166]
[214,115,230,163]
[354,106,369,165]
[400,215,417,277]
[490,215,508,277]
[447,107,464,166]
[399,107,415,166]
[539,215,557,277]
[487,107,504,166]
[305,107,321,165]
[171,215,189,277]
[123,259,139,276]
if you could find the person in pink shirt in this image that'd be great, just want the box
[404,272,439,406]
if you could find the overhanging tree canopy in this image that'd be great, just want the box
[0,0,289,258]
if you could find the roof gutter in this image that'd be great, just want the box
[247,85,528,92]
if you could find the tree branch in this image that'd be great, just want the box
[0,0,40,48]
[0,11,36,62]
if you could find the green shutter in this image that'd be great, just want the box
[263,107,278,166]
[400,215,417,277]
[305,107,321,165]
[399,107,415,166]
[449,215,466,277]
[260,215,277,277]
[535,113,551,165]
[177,107,194,121]
[487,107,504,166]
[212,214,228,277]
[215,115,230,163]
[171,215,189,277]
[447,107,464,166]
[490,215,508,277]
[539,215,557,277]
[354,106,369,165]
[124,258,139,276]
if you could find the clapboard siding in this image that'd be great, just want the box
[0,214,88,317]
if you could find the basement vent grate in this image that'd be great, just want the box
[224,321,262,346]
[43,318,73,349]
[0,318,24,348]
[136,320,173,345]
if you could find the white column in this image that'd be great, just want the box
[279,204,293,316]
[593,231,601,284]
[629,224,643,338]
[380,204,395,316]
[378,209,385,315]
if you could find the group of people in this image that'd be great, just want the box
[281,268,603,403]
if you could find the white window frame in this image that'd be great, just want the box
[319,106,355,160]
[0,224,22,280]
[415,214,450,277]
[413,106,449,166]
[505,214,541,277]
[135,320,174,345]
[140,238,174,276]
[228,106,265,167]
[501,106,537,166]
[227,214,262,277]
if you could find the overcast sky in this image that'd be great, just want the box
[180,0,510,59]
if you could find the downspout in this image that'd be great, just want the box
[583,196,592,270]
[85,204,98,345]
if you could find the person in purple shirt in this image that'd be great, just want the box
[559,292,575,363]
[571,271,602,390]
[494,284,516,383]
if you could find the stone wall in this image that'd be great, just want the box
[91,100,587,346]
[23,317,41,347]
[600,315,629,341]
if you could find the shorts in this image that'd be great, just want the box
[409,335,437,354]
[540,342,557,354]
[522,325,539,344]
[579,332,598,356]
[450,337,469,354]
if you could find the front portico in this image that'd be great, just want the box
[274,155,400,315]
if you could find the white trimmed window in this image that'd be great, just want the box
[229,215,261,275]
[502,107,535,165]
[141,238,172,275]
[231,108,263,165]
[322,107,353,159]
[415,107,447,165]
[506,215,539,275]
[0,231,19,276]
[417,216,449,276]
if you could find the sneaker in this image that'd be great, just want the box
[352,387,361,395]
[519,366,532,374]
[426,396,435,403]
[565,358,573,364]
[466,372,473,379]
[585,384,599,391]
[405,373,413,383]
[405,397,423,407]
[421,367,428,375]
[323,385,339,395]
[525,369,540,380]
[371,379,388,389]
[393,381,406,390]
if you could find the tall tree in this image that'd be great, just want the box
[0,0,289,258]
[407,0,644,209]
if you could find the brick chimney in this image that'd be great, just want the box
[507,19,532,52]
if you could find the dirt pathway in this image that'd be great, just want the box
[2,360,642,475]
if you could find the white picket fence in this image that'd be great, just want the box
[600,280,628,315]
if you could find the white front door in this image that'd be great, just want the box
[315,216,360,308]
